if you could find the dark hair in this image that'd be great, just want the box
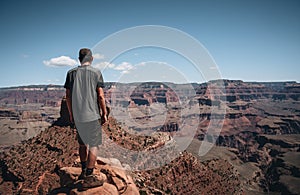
[79,48,93,63]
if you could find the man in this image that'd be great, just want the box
[64,48,107,184]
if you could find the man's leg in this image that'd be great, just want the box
[86,146,98,175]
[79,144,88,163]
[81,146,104,189]
[78,144,88,179]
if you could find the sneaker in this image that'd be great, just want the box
[81,174,104,190]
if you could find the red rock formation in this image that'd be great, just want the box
[0,86,65,106]
[55,158,139,195]
[1,80,299,194]
[0,125,78,194]
[134,151,242,194]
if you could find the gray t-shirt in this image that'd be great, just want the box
[64,65,104,122]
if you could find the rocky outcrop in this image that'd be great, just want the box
[0,125,78,194]
[103,118,172,152]
[53,96,72,126]
[134,151,242,194]
[53,158,139,195]
[0,123,142,195]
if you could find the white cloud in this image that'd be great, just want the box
[114,62,134,71]
[43,56,77,67]
[106,61,169,74]
[93,53,105,60]
[94,61,137,74]
[93,61,115,69]
[121,70,130,74]
[137,61,167,66]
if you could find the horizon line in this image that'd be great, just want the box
[1,79,299,89]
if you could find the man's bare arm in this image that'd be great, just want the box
[66,89,73,123]
[97,87,107,124]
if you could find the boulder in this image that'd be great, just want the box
[70,183,118,195]
[58,158,139,195]
[59,167,82,187]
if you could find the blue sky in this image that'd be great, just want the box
[0,0,299,87]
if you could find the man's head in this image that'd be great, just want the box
[79,48,93,64]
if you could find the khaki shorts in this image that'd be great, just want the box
[75,119,102,147]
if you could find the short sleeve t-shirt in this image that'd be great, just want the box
[64,65,104,122]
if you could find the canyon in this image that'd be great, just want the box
[0,80,299,194]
